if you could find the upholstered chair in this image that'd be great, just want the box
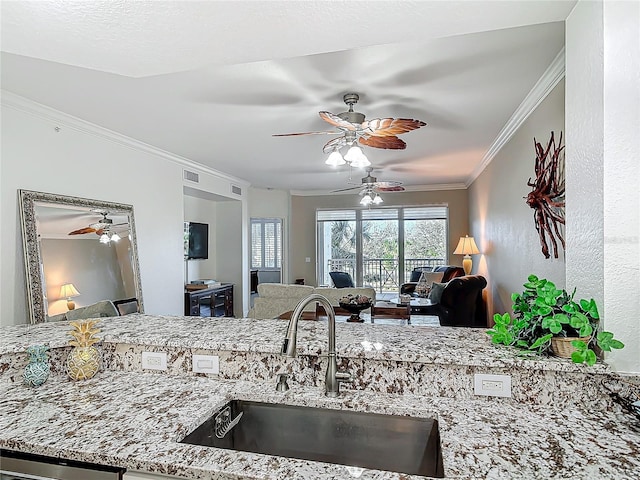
[329,271,355,288]
[422,275,487,327]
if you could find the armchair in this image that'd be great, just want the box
[420,275,487,327]
[329,271,355,288]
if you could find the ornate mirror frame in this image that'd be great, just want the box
[19,189,144,324]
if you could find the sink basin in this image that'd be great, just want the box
[181,400,444,477]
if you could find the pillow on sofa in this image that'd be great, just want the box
[116,300,139,315]
[428,282,447,304]
[422,271,444,286]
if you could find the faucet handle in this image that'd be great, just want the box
[336,371,353,384]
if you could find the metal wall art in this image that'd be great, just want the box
[526,131,565,259]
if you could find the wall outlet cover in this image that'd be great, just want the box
[141,351,167,371]
[473,373,512,398]
[192,354,220,374]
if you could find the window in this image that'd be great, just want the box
[317,206,448,291]
[251,218,282,269]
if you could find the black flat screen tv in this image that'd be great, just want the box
[187,222,209,260]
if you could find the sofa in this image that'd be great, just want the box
[247,283,376,319]
[47,300,120,322]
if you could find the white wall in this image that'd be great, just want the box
[215,201,243,317]
[1,97,185,325]
[565,0,639,373]
[565,0,604,301]
[601,0,640,375]
[248,187,290,283]
[468,81,566,316]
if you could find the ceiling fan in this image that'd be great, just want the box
[332,167,405,193]
[332,167,405,206]
[68,212,127,237]
[273,93,427,160]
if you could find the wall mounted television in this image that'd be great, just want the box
[186,222,209,260]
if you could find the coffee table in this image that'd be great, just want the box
[389,297,435,315]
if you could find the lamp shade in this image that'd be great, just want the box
[344,145,371,168]
[60,283,80,299]
[325,150,346,166]
[453,235,480,255]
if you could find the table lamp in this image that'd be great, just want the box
[453,235,480,275]
[60,283,80,310]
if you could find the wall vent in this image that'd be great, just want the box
[231,185,242,195]
[184,170,199,183]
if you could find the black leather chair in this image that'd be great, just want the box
[419,275,487,327]
[400,265,465,294]
[329,271,355,288]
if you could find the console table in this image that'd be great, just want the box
[184,284,234,317]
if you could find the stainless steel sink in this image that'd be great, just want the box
[180,400,444,477]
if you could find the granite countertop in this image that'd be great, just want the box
[1,370,639,480]
[0,315,610,374]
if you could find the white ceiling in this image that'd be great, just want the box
[1,1,575,192]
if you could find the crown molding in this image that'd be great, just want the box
[466,47,566,187]
[1,90,250,187]
[289,182,467,196]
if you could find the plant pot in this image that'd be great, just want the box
[551,336,591,358]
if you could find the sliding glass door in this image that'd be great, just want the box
[317,206,448,292]
[362,209,399,292]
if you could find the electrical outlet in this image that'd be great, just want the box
[474,374,511,398]
[192,354,219,374]
[141,351,167,371]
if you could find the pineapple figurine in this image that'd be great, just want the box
[66,320,101,381]
[23,344,50,387]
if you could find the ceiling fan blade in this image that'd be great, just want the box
[272,130,340,137]
[323,136,348,153]
[319,111,357,131]
[359,135,406,150]
[68,227,97,235]
[375,180,403,187]
[331,185,363,193]
[362,117,426,136]
[376,185,406,192]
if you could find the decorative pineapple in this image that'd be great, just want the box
[23,344,50,387]
[66,320,101,381]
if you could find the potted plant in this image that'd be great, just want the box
[487,275,624,365]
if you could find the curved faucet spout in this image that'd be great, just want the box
[281,294,351,397]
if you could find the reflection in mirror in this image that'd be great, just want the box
[19,190,143,324]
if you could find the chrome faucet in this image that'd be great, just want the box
[281,294,352,397]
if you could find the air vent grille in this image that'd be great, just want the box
[231,185,242,195]
[184,170,199,183]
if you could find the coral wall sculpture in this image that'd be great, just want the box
[526,131,565,259]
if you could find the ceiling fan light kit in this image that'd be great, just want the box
[274,92,426,170]
[343,145,370,168]
[325,149,346,167]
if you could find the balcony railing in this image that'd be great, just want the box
[326,258,445,293]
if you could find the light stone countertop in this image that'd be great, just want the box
[1,369,639,480]
[0,315,611,374]
[1,315,639,479]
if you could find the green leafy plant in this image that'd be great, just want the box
[487,275,624,365]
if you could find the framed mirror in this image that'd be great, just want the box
[19,190,144,324]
